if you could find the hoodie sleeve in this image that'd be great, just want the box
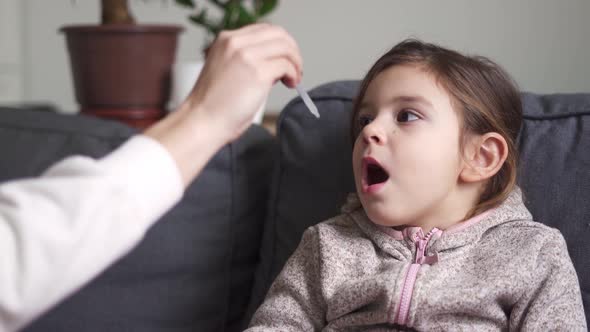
[0,135,183,332]
[247,226,326,331]
[509,229,587,331]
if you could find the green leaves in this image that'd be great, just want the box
[255,0,277,17]
[222,1,257,30]
[178,0,280,36]
[175,0,195,8]
[189,9,220,35]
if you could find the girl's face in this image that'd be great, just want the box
[352,64,467,228]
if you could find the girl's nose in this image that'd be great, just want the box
[362,121,387,145]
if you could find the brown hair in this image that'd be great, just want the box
[350,39,522,218]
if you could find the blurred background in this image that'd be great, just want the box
[1,0,589,114]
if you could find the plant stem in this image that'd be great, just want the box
[101,0,135,25]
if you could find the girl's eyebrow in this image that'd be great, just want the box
[359,95,434,110]
[391,95,434,108]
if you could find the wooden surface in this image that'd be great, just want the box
[261,112,279,136]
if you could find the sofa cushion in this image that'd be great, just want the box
[516,93,590,325]
[246,81,590,327]
[0,108,274,332]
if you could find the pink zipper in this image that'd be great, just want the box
[394,263,420,325]
[392,228,440,326]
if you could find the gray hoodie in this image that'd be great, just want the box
[247,188,586,331]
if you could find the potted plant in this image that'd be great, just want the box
[170,0,278,123]
[61,0,184,129]
[175,0,278,44]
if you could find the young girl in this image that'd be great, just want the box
[246,40,587,331]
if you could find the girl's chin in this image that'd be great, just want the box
[364,210,405,228]
[370,220,407,228]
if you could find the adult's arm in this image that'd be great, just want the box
[0,24,302,332]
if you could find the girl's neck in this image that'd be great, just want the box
[404,186,481,232]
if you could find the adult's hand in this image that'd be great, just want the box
[186,23,303,141]
[145,24,303,186]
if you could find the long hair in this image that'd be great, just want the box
[350,39,522,217]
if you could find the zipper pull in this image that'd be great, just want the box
[415,228,440,265]
[415,239,427,264]
[417,252,439,265]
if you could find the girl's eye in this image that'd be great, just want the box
[397,110,420,123]
[358,115,373,128]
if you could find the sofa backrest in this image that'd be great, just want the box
[0,108,275,332]
[246,81,590,327]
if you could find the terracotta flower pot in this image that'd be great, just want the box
[61,24,183,129]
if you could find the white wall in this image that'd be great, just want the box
[0,0,23,103]
[16,0,590,113]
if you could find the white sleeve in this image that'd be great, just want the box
[0,135,184,332]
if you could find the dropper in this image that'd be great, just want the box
[295,84,320,118]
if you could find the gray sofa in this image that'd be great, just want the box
[0,80,587,331]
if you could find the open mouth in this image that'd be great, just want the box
[363,157,389,188]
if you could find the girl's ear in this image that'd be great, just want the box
[460,132,508,183]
